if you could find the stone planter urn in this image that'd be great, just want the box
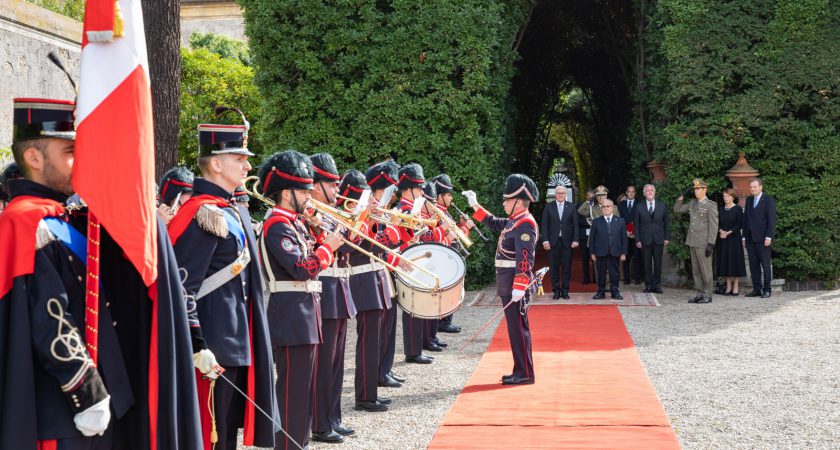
[725,152,759,207]
[646,160,666,183]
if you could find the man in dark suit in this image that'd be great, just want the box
[633,184,670,294]
[589,200,627,299]
[742,178,776,298]
[541,185,579,299]
[617,185,642,285]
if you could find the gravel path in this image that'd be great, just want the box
[241,286,840,449]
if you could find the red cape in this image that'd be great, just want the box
[167,195,228,245]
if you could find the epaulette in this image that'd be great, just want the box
[35,219,56,250]
[196,204,228,238]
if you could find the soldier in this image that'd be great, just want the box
[418,180,455,351]
[463,174,539,385]
[168,120,277,450]
[430,173,469,335]
[157,166,194,225]
[0,162,21,214]
[342,169,394,411]
[306,153,357,443]
[674,178,719,304]
[363,160,407,389]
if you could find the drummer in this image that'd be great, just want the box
[418,181,455,351]
[463,175,539,385]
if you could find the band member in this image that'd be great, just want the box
[0,162,21,214]
[418,181,454,352]
[307,153,357,443]
[363,160,407,389]
[1,98,201,448]
[430,174,469,336]
[168,120,277,450]
[396,163,441,364]
[341,169,392,411]
[463,174,539,385]
[157,166,194,224]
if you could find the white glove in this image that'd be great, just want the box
[194,349,221,380]
[511,289,526,303]
[462,190,478,207]
[74,395,111,437]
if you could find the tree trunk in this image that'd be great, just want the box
[141,0,181,180]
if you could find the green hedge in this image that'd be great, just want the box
[634,0,840,281]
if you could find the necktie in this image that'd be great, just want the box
[754,196,758,208]
[649,202,654,214]
[629,200,633,210]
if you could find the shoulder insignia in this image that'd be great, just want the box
[281,237,295,252]
[35,219,56,250]
[196,204,228,238]
[520,233,531,242]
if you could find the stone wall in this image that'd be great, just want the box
[0,0,81,152]
[180,0,245,45]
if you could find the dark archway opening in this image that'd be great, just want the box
[509,0,642,200]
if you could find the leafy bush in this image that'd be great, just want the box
[26,0,83,21]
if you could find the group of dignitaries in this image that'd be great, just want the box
[1,97,543,450]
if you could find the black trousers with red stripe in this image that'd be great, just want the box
[355,309,383,402]
[423,318,440,346]
[501,295,534,380]
[312,319,347,433]
[378,305,397,381]
[274,345,316,450]
[402,311,425,357]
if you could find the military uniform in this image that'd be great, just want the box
[431,174,466,335]
[418,180,454,350]
[168,121,277,450]
[307,153,357,441]
[471,174,539,384]
[674,179,719,302]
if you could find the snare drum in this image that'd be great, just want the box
[395,243,466,319]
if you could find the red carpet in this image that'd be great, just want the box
[535,247,598,293]
[429,305,680,449]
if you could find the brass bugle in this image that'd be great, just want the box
[334,193,435,231]
[306,198,441,289]
[428,200,473,248]
[244,176,276,207]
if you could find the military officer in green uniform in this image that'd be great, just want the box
[674,178,719,304]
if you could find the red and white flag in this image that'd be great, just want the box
[75,0,157,286]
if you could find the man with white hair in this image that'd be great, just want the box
[541,185,579,299]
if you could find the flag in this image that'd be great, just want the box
[75,0,157,286]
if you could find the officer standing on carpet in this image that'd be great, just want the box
[463,174,538,385]
[168,117,277,450]
[674,178,718,304]
[306,153,358,443]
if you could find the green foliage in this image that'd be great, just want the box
[241,0,531,288]
[633,0,840,281]
[188,32,252,66]
[26,0,84,21]
[179,44,262,169]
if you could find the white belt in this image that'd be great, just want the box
[267,280,322,293]
[320,267,351,278]
[350,262,386,275]
[494,259,516,268]
[196,248,251,300]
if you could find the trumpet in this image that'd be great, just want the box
[244,176,276,207]
[427,200,473,249]
[334,194,437,231]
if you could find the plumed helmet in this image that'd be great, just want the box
[310,152,341,183]
[503,174,539,202]
[258,150,315,198]
[365,159,400,190]
[158,166,194,207]
[421,180,437,201]
[337,169,369,208]
[234,185,249,204]
[0,162,22,202]
[397,163,425,190]
[431,173,453,195]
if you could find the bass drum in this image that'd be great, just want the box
[395,243,466,319]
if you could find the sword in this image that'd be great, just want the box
[212,371,304,450]
[458,267,549,352]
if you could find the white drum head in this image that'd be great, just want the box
[397,243,465,291]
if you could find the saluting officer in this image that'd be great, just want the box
[256,151,341,450]
[430,174,469,336]
[168,119,277,450]
[674,178,719,304]
[341,169,393,412]
[306,153,358,443]
[463,174,539,385]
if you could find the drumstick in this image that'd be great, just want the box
[410,251,433,262]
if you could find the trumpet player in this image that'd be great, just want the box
[463,174,539,385]
[305,153,357,443]
[257,150,342,450]
[156,165,193,225]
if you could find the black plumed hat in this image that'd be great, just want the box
[234,185,249,204]
[337,169,369,208]
[397,163,425,190]
[310,153,340,183]
[258,150,315,197]
[431,173,453,194]
[13,98,76,142]
[421,180,437,201]
[158,166,194,206]
[0,162,21,202]
[365,159,400,190]
[503,174,539,202]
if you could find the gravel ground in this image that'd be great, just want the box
[241,286,840,449]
